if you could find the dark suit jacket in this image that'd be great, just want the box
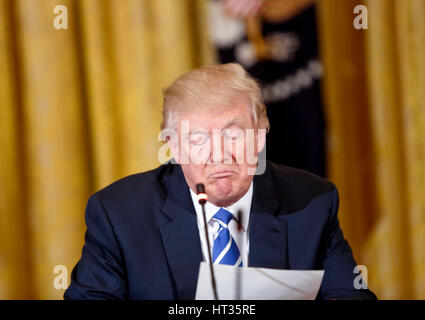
[64,161,376,300]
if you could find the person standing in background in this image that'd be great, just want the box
[209,0,325,177]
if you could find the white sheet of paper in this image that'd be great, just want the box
[195,262,324,300]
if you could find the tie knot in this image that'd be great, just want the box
[212,208,233,226]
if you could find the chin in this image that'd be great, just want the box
[209,195,237,208]
[208,183,240,207]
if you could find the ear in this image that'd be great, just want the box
[161,127,180,164]
[167,134,181,164]
[257,128,266,153]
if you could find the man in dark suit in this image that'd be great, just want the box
[65,63,376,300]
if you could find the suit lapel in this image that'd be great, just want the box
[158,162,289,299]
[159,165,203,299]
[249,165,289,269]
[249,211,289,269]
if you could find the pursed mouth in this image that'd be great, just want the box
[208,171,236,179]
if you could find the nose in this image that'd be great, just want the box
[210,130,232,164]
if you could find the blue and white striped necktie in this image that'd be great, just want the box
[212,208,243,267]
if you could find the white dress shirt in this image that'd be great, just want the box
[189,181,253,267]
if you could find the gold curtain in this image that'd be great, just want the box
[2,0,425,301]
[0,0,214,299]
[318,0,425,299]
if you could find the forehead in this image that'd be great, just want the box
[178,100,254,129]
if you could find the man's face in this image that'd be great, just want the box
[169,100,265,207]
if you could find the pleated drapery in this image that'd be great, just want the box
[0,0,213,299]
[1,0,425,300]
[318,0,425,299]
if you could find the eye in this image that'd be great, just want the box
[223,128,243,141]
[189,132,209,146]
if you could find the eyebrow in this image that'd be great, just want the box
[189,129,209,135]
[188,118,242,134]
[223,117,241,129]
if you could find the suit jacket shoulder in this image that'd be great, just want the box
[256,161,335,214]
[95,165,167,204]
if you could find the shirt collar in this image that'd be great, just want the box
[190,181,253,232]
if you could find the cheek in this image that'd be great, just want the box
[190,145,210,163]
[187,165,205,181]
[244,133,259,163]
[226,138,246,163]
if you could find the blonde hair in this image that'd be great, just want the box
[161,63,269,132]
